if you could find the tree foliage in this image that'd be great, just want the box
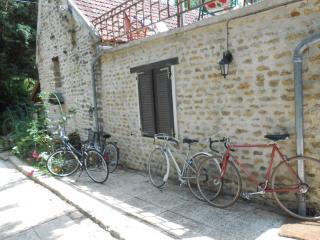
[0,0,38,114]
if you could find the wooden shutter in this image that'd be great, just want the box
[137,71,156,136]
[153,67,174,136]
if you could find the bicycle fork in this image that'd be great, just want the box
[162,149,171,183]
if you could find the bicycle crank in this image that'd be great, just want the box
[298,183,309,194]
[179,178,186,187]
[241,191,265,200]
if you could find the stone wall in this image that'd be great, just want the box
[38,0,320,197]
[37,0,98,137]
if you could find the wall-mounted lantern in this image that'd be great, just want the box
[219,50,233,78]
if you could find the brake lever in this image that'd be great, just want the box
[224,138,235,152]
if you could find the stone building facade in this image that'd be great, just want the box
[37,0,320,199]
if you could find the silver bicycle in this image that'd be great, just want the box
[148,133,212,200]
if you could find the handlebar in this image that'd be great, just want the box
[56,125,68,141]
[209,137,226,144]
[154,133,179,145]
[209,137,234,153]
[53,124,69,141]
[209,137,225,153]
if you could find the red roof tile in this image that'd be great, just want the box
[73,0,137,21]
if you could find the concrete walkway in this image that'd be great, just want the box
[0,159,115,240]
[0,152,293,240]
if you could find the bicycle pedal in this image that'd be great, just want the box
[250,190,265,196]
[179,181,186,187]
[240,192,251,201]
[78,168,83,178]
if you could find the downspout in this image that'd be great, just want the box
[66,0,111,132]
[293,32,320,215]
[91,45,112,132]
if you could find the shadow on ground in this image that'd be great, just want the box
[0,161,113,240]
[57,167,289,240]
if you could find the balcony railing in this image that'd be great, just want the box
[92,0,262,44]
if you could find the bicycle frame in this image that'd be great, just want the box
[160,141,211,183]
[221,143,302,193]
[61,139,84,167]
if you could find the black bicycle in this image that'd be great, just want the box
[86,129,119,173]
[46,126,109,183]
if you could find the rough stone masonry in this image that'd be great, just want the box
[37,0,320,203]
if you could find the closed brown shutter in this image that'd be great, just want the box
[153,67,174,136]
[137,70,156,136]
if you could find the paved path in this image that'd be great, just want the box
[0,153,293,240]
[0,160,115,240]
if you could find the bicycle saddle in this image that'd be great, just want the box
[102,133,111,139]
[264,134,289,141]
[183,138,199,145]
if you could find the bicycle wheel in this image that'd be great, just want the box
[148,147,168,188]
[2,118,14,135]
[271,156,320,221]
[186,153,211,200]
[47,150,79,177]
[197,156,242,208]
[102,143,119,173]
[85,149,109,183]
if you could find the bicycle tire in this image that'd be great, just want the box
[148,147,168,188]
[102,143,119,173]
[2,118,14,136]
[15,120,29,132]
[85,149,109,183]
[271,156,320,221]
[197,156,242,208]
[186,153,211,200]
[47,150,79,177]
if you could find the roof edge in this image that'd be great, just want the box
[67,0,101,42]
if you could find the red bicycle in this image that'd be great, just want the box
[196,134,320,221]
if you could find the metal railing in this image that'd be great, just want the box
[91,0,261,43]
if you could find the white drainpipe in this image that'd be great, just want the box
[293,32,320,215]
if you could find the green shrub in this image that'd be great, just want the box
[2,91,77,169]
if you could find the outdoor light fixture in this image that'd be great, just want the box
[219,20,233,78]
[219,50,233,78]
